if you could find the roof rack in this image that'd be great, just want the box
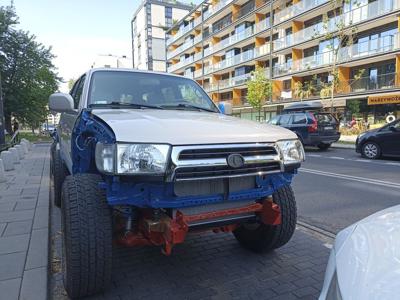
[282,101,323,113]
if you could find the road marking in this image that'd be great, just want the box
[385,162,400,167]
[307,154,322,157]
[328,156,345,160]
[355,159,372,163]
[300,168,400,189]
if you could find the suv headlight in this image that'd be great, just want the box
[276,140,305,164]
[95,143,170,175]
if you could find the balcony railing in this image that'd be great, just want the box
[167,35,203,60]
[339,72,397,93]
[205,49,255,75]
[205,69,271,92]
[273,32,400,76]
[255,18,271,33]
[203,0,234,20]
[273,0,400,50]
[273,0,329,25]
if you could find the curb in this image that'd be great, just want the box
[331,143,356,150]
[297,220,336,241]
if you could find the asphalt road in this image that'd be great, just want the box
[293,147,400,234]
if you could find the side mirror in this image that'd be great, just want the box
[49,93,74,113]
[218,102,232,115]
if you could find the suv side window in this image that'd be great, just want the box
[73,76,86,109]
[292,113,307,125]
[279,114,292,125]
[269,116,280,125]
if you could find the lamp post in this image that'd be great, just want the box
[0,72,5,145]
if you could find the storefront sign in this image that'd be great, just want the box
[368,94,400,105]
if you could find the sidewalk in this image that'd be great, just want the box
[0,143,50,300]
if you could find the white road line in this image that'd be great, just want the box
[329,156,345,160]
[307,154,322,157]
[385,162,400,167]
[300,168,400,189]
[355,159,372,163]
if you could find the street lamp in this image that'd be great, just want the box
[0,72,5,146]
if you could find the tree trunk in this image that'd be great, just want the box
[4,113,12,134]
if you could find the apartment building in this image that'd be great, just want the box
[166,0,400,123]
[131,0,193,72]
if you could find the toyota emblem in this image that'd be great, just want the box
[227,153,245,168]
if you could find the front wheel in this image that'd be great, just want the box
[362,142,381,159]
[233,185,297,252]
[61,173,112,299]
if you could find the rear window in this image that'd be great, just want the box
[314,113,336,124]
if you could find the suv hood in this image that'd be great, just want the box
[92,109,296,145]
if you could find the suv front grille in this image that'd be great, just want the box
[178,146,277,160]
[169,143,282,181]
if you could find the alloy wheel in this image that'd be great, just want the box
[363,143,378,159]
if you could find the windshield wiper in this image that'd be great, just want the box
[160,103,216,112]
[90,102,164,110]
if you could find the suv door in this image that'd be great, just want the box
[376,119,400,156]
[290,113,308,141]
[59,75,85,172]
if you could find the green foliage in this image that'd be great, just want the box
[0,5,59,132]
[246,66,272,115]
[67,78,76,90]
[347,99,360,115]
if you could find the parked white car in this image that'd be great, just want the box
[319,205,400,300]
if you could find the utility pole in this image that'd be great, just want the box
[0,72,5,145]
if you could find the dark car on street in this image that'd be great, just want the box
[268,102,340,150]
[356,118,400,159]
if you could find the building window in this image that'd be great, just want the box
[165,6,172,27]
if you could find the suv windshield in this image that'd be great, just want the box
[88,71,219,112]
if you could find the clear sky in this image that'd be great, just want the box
[2,0,202,91]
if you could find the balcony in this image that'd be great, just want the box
[205,69,271,92]
[204,44,270,75]
[338,72,397,93]
[273,0,329,25]
[273,0,400,50]
[167,56,194,73]
[255,18,271,33]
[205,26,254,57]
[203,0,234,20]
[167,35,202,60]
[273,32,400,76]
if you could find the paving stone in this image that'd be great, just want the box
[2,220,32,236]
[0,202,16,212]
[0,277,21,300]
[0,252,25,280]
[20,267,47,300]
[0,210,34,223]
[15,201,37,211]
[32,205,49,229]
[25,228,48,270]
[0,234,30,255]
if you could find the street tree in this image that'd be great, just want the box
[0,5,59,133]
[247,66,272,121]
[318,0,359,112]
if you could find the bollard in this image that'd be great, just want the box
[20,142,29,154]
[0,151,15,171]
[9,148,20,164]
[0,159,6,183]
[21,139,31,150]
[14,145,25,159]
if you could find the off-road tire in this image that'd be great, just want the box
[53,149,68,207]
[233,185,297,252]
[361,142,381,159]
[317,143,331,150]
[61,173,112,299]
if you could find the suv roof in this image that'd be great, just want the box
[283,101,323,112]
